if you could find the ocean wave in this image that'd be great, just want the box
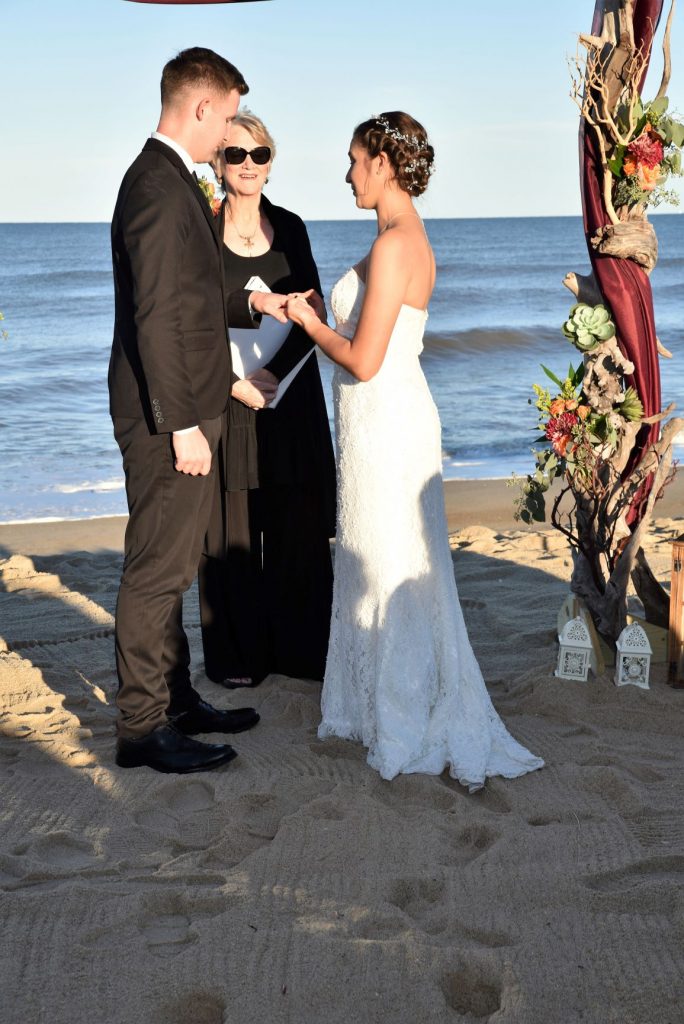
[52,478,124,494]
[2,269,111,284]
[423,325,557,355]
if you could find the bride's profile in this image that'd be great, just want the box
[286,111,543,790]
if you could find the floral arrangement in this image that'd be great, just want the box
[197,175,223,217]
[609,97,684,210]
[571,11,684,224]
[513,303,644,526]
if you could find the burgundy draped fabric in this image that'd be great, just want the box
[580,0,664,524]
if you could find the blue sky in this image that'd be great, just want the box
[1,0,681,220]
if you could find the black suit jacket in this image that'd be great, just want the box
[108,138,253,434]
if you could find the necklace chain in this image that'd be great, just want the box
[381,211,421,233]
[228,210,260,255]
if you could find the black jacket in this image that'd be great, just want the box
[108,138,253,433]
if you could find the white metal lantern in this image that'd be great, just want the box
[615,623,652,689]
[555,617,592,681]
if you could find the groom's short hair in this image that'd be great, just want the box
[161,47,249,105]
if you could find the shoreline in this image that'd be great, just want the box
[2,474,684,556]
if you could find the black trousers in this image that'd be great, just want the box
[113,415,223,738]
[199,484,333,684]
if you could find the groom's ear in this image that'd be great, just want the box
[195,97,211,122]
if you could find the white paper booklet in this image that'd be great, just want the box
[230,275,313,409]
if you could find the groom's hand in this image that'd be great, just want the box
[249,291,288,324]
[172,429,212,476]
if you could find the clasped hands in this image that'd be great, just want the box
[232,288,324,410]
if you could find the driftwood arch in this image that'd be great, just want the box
[562,0,680,640]
[515,0,682,645]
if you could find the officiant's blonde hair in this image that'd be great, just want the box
[232,111,277,164]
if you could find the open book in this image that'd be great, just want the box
[230,275,313,410]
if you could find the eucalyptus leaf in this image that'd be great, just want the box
[671,122,684,148]
[650,95,669,116]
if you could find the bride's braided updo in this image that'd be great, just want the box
[352,111,434,196]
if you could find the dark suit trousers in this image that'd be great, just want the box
[113,415,223,738]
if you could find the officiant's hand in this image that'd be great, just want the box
[249,290,288,323]
[248,368,279,395]
[232,375,278,410]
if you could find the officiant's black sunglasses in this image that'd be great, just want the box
[224,146,272,165]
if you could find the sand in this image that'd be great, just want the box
[1,481,683,1024]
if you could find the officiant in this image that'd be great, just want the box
[199,111,336,688]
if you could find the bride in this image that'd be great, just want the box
[286,112,543,790]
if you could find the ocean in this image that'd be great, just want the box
[0,216,682,523]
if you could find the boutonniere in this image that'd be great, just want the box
[197,175,223,217]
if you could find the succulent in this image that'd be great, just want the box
[562,303,616,352]
[618,386,644,422]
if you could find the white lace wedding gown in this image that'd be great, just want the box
[318,268,544,790]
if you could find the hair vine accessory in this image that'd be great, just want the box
[405,158,429,173]
[372,114,421,150]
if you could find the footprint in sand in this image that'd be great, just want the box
[154,991,226,1024]
[387,876,448,935]
[439,822,502,868]
[578,765,646,816]
[441,963,502,1020]
[134,779,219,849]
[440,776,513,816]
[13,831,99,870]
[309,736,365,766]
[624,811,684,851]
[139,911,196,958]
[136,890,228,958]
[582,855,684,916]
[579,754,665,784]
[370,773,459,814]
[584,854,684,893]
[198,784,334,871]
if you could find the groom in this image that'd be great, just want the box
[109,47,265,773]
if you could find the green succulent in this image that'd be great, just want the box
[562,303,616,352]
[618,386,644,422]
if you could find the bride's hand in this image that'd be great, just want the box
[286,290,321,331]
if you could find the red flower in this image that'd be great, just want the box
[627,129,664,169]
[545,412,578,457]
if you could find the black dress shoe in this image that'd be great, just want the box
[170,699,260,736]
[116,724,237,774]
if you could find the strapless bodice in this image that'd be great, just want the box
[330,267,428,364]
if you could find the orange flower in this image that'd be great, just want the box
[211,198,222,217]
[637,162,659,192]
[549,398,567,416]
[577,404,590,420]
[554,434,572,457]
[564,399,578,411]
[623,154,637,176]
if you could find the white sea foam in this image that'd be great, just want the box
[52,478,125,494]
